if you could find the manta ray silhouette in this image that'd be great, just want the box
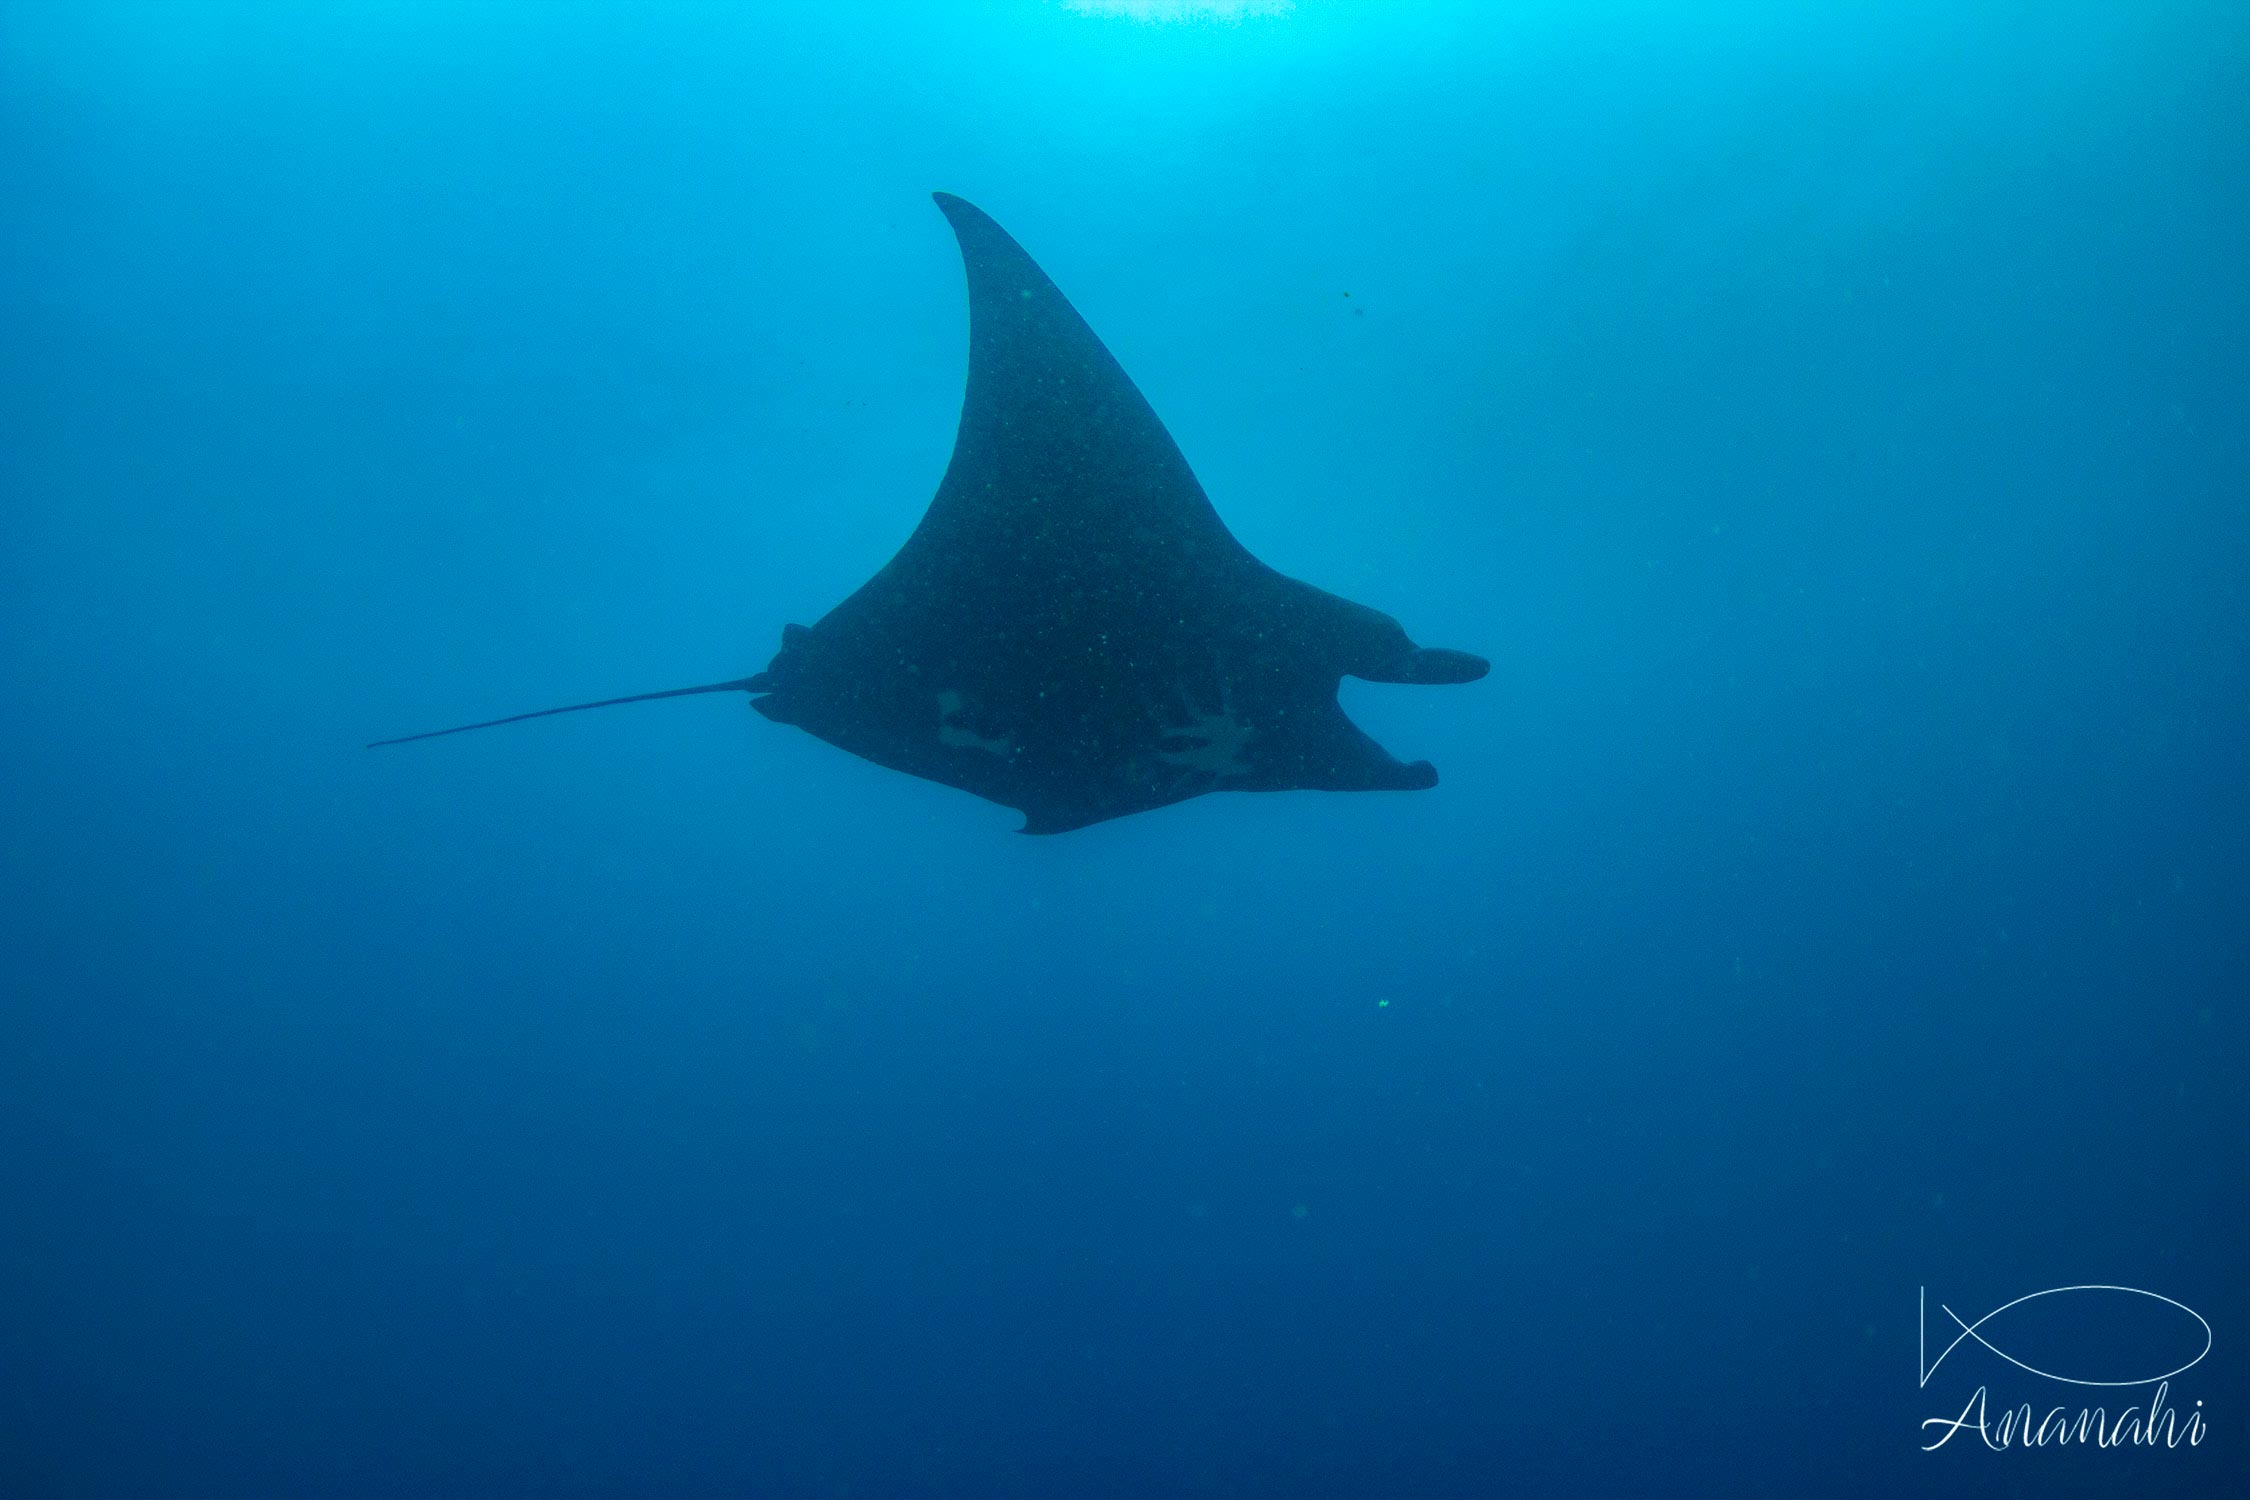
[371,193,1488,833]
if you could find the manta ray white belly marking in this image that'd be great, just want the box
[1152,675,1253,783]
[937,689,1015,757]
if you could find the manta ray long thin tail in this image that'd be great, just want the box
[366,677,760,748]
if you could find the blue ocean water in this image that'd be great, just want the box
[3,2,2244,1495]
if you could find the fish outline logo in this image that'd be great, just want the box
[1919,1285,2212,1390]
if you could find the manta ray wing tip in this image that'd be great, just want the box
[931,191,987,225]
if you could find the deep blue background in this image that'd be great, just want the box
[3,2,2244,1495]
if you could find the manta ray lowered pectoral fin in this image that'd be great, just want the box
[370,192,1488,833]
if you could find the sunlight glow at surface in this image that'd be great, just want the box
[1061,0,1295,21]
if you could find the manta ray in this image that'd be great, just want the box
[372,193,1488,833]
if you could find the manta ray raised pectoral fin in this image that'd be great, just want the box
[369,193,1487,834]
